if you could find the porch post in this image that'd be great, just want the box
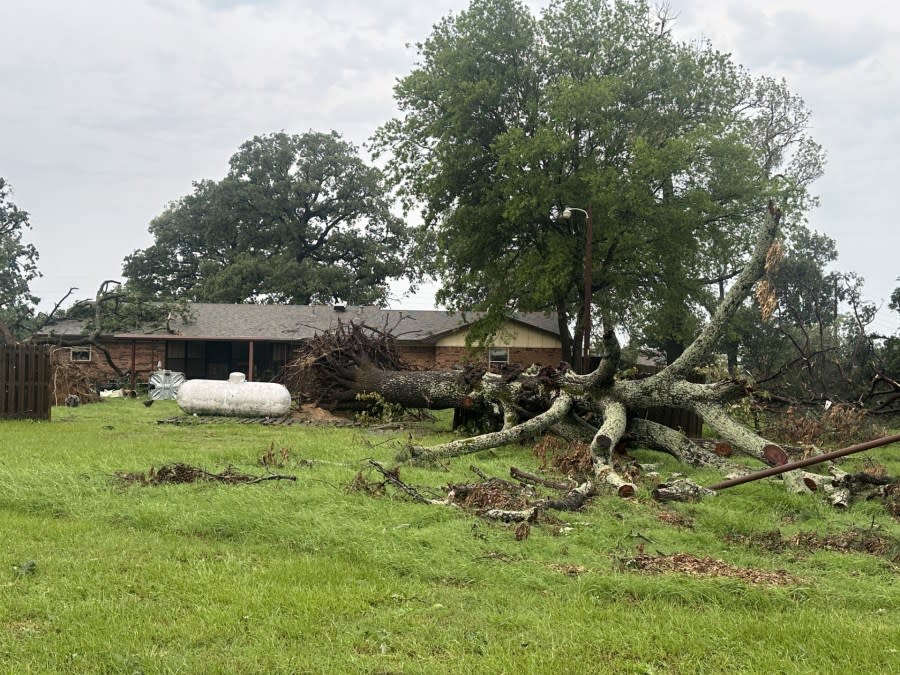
[130,341,137,390]
[248,341,255,382]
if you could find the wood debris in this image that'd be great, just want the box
[623,552,796,585]
[114,463,297,486]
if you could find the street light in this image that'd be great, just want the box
[562,205,593,374]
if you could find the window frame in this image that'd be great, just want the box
[487,347,510,368]
[70,346,92,363]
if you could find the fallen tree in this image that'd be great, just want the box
[290,205,796,492]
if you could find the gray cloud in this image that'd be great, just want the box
[0,0,898,326]
[728,5,891,70]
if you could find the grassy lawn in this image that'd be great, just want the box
[1,400,898,674]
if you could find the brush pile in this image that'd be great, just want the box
[285,322,408,409]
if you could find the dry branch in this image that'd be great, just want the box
[115,463,297,486]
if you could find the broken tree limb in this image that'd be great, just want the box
[593,462,636,498]
[692,401,788,466]
[784,470,831,493]
[663,206,781,380]
[542,481,595,511]
[652,478,716,503]
[782,470,816,494]
[590,398,627,456]
[509,466,574,491]
[627,418,745,472]
[707,433,900,491]
[479,507,539,523]
[398,392,574,464]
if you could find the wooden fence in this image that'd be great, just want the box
[639,406,703,438]
[0,343,52,420]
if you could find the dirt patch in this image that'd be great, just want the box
[114,463,296,486]
[292,403,349,423]
[623,552,796,585]
[655,508,695,529]
[727,528,900,564]
[546,562,587,576]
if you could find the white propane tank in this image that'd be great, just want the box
[176,372,291,417]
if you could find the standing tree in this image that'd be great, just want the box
[373,0,823,368]
[0,178,40,343]
[124,131,410,305]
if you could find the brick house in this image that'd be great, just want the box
[37,303,562,386]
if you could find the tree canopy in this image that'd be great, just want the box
[124,131,409,305]
[0,177,40,341]
[373,0,823,367]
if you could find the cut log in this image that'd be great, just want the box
[652,478,716,503]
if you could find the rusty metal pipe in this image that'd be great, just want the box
[708,433,900,491]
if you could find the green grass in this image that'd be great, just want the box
[1,400,898,674]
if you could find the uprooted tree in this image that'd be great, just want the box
[289,204,792,497]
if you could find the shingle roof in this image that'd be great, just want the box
[42,303,560,343]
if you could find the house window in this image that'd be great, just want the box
[488,347,509,369]
[166,341,185,374]
[70,347,92,362]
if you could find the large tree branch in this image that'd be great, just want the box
[627,418,744,472]
[662,205,781,380]
[399,393,573,464]
[692,401,787,466]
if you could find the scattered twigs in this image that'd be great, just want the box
[356,457,597,531]
[510,466,574,491]
[366,460,436,504]
[114,463,297,486]
[50,347,101,405]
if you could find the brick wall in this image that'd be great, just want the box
[397,345,436,369]
[52,340,166,385]
[507,347,562,367]
[433,346,561,370]
[63,339,561,383]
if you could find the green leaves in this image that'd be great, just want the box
[124,131,410,306]
[0,177,40,339]
[375,0,823,364]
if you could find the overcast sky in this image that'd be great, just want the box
[1,0,897,335]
